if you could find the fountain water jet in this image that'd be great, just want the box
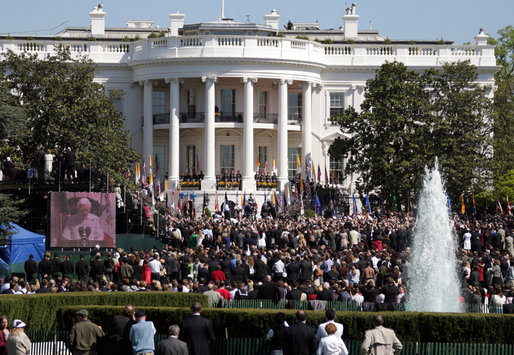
[407,160,462,312]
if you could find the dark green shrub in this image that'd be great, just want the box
[0,292,207,330]
[148,33,158,39]
[55,307,514,344]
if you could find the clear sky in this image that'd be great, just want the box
[1,0,512,44]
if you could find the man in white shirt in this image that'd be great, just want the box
[316,308,344,341]
[149,253,162,281]
[272,257,285,281]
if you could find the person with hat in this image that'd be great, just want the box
[129,311,156,355]
[6,319,31,355]
[69,309,104,355]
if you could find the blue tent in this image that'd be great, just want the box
[0,224,46,265]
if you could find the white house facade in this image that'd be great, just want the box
[0,4,497,207]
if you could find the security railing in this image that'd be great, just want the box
[22,330,514,355]
[224,299,510,314]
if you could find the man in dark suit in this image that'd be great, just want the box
[286,281,303,301]
[286,257,301,284]
[64,147,76,181]
[180,302,215,355]
[253,257,269,282]
[108,305,136,355]
[157,324,188,355]
[76,255,89,282]
[288,310,317,355]
[24,254,37,282]
[299,257,313,282]
[36,146,46,181]
[37,252,53,280]
[316,282,334,301]
[257,275,281,301]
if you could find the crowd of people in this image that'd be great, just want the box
[0,210,510,316]
[0,147,110,188]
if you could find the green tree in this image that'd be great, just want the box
[488,26,514,182]
[0,193,27,244]
[429,61,493,200]
[0,71,27,162]
[330,61,493,207]
[1,46,139,182]
[329,61,432,207]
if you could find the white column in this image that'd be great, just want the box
[201,76,217,190]
[242,77,257,191]
[278,79,292,191]
[167,77,180,189]
[302,82,312,179]
[142,80,153,169]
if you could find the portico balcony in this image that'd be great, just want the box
[153,112,301,125]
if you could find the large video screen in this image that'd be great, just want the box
[50,192,116,248]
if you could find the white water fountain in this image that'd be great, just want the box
[407,160,462,312]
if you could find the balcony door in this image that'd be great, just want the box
[221,89,235,119]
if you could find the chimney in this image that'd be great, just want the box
[342,2,359,41]
[169,12,186,36]
[90,5,106,37]
[264,9,280,31]
[474,28,489,46]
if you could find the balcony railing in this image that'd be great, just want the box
[153,113,169,124]
[180,112,205,123]
[215,113,243,123]
[152,112,301,125]
[254,113,278,124]
[288,113,302,125]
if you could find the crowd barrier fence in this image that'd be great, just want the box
[223,299,510,314]
[23,330,514,355]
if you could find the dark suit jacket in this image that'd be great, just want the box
[108,315,135,355]
[157,336,188,355]
[180,314,215,355]
[286,288,303,301]
[287,322,317,355]
[316,289,333,301]
[257,281,281,301]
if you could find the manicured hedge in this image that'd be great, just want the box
[0,292,207,330]
[55,306,514,344]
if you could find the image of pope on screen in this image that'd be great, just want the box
[50,192,115,248]
[62,198,105,246]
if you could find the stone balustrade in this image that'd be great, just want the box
[0,36,496,67]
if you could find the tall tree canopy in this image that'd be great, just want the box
[0,46,139,181]
[489,26,514,185]
[330,61,493,207]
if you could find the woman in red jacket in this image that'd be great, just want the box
[142,258,152,284]
[0,316,10,355]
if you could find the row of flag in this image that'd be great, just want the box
[256,154,342,186]
[455,194,512,215]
